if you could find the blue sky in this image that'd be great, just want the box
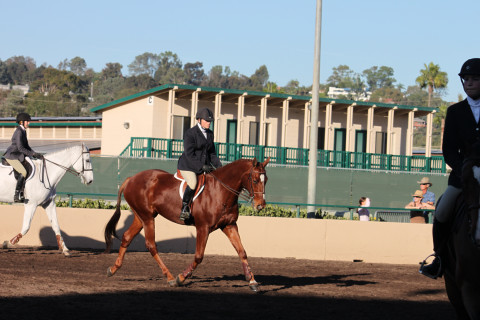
[1,0,479,103]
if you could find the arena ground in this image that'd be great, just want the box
[0,247,455,320]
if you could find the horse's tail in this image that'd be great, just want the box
[104,177,130,253]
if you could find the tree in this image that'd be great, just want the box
[369,87,404,104]
[0,60,12,84]
[249,65,269,91]
[154,51,184,84]
[362,66,396,91]
[102,63,123,79]
[326,65,355,88]
[128,52,160,78]
[415,62,448,107]
[183,62,205,86]
[70,57,87,76]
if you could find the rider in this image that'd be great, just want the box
[420,58,480,279]
[3,112,44,203]
[177,107,222,221]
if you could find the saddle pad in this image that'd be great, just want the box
[174,170,206,201]
[0,157,36,181]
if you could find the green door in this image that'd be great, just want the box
[226,120,237,161]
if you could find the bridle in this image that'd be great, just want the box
[40,146,92,188]
[209,165,266,204]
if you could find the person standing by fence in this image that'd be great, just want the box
[357,197,370,221]
[416,177,435,223]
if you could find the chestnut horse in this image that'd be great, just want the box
[442,156,480,320]
[105,157,269,291]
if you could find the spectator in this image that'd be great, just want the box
[357,197,370,221]
[406,190,435,223]
[416,177,435,223]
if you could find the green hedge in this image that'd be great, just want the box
[54,198,346,220]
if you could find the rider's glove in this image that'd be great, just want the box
[34,153,44,160]
[202,164,213,173]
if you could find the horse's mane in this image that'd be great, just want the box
[45,144,83,157]
[213,158,252,175]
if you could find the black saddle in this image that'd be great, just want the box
[1,157,33,180]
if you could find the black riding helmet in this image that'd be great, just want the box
[196,108,214,122]
[16,112,32,123]
[459,58,480,78]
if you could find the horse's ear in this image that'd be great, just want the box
[252,157,258,166]
[263,157,270,167]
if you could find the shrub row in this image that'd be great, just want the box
[54,198,347,220]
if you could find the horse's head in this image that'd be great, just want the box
[243,157,270,211]
[72,143,94,185]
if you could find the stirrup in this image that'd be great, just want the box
[14,192,25,203]
[180,205,191,221]
[419,254,442,279]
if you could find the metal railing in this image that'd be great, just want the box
[119,137,446,173]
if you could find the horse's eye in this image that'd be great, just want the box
[253,180,258,184]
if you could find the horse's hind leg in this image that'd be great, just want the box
[142,217,176,285]
[43,200,70,256]
[222,223,258,292]
[107,212,144,277]
[461,282,480,320]
[4,204,36,248]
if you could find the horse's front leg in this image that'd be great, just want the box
[176,226,209,286]
[222,223,258,292]
[43,199,70,257]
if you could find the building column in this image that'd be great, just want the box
[406,109,417,156]
[345,103,356,152]
[237,93,246,144]
[303,101,311,148]
[366,105,376,153]
[281,97,291,147]
[166,87,177,139]
[190,88,200,127]
[386,107,397,154]
[324,102,334,150]
[259,95,269,145]
[214,91,224,139]
[425,111,435,157]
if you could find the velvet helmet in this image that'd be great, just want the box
[196,108,214,122]
[459,58,480,78]
[16,112,32,123]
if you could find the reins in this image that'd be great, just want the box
[39,148,92,188]
[207,165,265,204]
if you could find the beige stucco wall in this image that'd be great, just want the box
[0,205,432,265]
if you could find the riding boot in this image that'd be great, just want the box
[13,175,26,203]
[180,186,195,221]
[419,218,450,279]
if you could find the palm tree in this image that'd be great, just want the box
[415,62,448,107]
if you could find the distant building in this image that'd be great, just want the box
[91,83,438,158]
[0,84,30,96]
[327,87,371,101]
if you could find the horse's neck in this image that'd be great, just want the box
[42,147,80,184]
[215,161,250,191]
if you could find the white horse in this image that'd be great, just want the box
[0,143,93,256]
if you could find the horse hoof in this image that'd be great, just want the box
[62,250,71,257]
[107,267,114,277]
[249,280,259,292]
[168,279,178,287]
[2,241,9,249]
[175,275,185,287]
